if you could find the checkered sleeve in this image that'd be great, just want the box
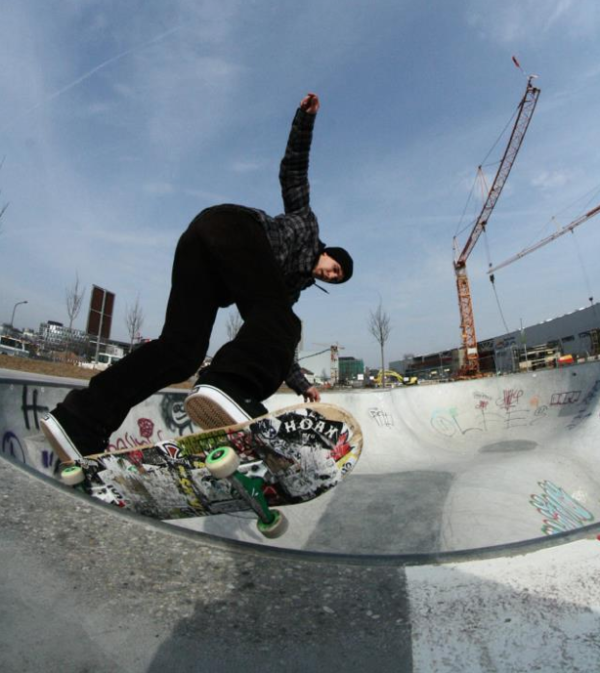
[279,108,316,214]
[285,361,311,395]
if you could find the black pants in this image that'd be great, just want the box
[60,206,301,434]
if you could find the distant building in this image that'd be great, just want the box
[339,356,365,383]
[390,351,457,381]
[296,350,364,386]
[483,303,600,374]
[390,303,600,379]
[38,321,91,355]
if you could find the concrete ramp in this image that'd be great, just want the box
[2,363,600,557]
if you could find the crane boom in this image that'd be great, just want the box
[455,77,541,267]
[453,77,541,376]
[487,203,600,274]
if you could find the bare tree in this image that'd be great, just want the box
[226,309,243,340]
[125,295,145,349]
[368,302,392,387]
[66,272,85,329]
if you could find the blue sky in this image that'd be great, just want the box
[2,0,600,366]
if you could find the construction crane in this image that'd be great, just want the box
[453,76,541,376]
[310,342,345,385]
[487,203,600,274]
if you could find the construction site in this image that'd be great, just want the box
[444,74,600,381]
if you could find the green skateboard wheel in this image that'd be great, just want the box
[206,446,240,479]
[61,465,85,486]
[257,509,289,538]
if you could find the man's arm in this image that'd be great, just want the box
[285,361,321,402]
[279,93,320,214]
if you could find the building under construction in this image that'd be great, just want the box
[391,303,600,381]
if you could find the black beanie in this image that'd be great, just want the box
[323,247,353,283]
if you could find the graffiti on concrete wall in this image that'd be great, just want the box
[431,388,547,437]
[429,379,600,439]
[2,431,26,463]
[1,382,191,473]
[530,480,595,535]
[1,427,60,474]
[108,419,165,452]
[550,391,582,406]
[160,393,194,436]
[21,385,49,431]
[107,393,194,452]
[428,383,600,438]
[368,407,394,428]
[567,379,600,431]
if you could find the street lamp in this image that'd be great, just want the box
[10,300,28,328]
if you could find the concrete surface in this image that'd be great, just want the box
[2,364,600,671]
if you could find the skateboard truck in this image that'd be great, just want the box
[205,447,288,539]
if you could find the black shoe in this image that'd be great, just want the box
[40,406,108,462]
[185,373,268,429]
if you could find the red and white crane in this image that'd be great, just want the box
[453,76,541,375]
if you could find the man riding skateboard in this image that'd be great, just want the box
[42,92,353,461]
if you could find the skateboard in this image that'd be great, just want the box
[58,402,362,538]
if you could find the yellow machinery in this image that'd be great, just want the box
[373,370,418,386]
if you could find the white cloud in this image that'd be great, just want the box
[143,181,175,196]
[231,160,265,173]
[531,169,573,191]
[465,0,598,44]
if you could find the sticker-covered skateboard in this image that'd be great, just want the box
[58,402,362,538]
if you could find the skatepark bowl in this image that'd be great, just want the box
[3,361,600,559]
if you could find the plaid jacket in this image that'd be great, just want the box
[248,107,323,305]
[257,107,323,395]
[285,360,312,395]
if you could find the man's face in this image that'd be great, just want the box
[312,253,344,283]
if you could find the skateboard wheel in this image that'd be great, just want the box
[61,465,85,486]
[257,509,289,539]
[206,446,240,479]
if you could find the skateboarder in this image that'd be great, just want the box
[42,92,353,459]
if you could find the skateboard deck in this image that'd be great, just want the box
[59,402,362,535]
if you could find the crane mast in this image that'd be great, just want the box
[454,76,541,375]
